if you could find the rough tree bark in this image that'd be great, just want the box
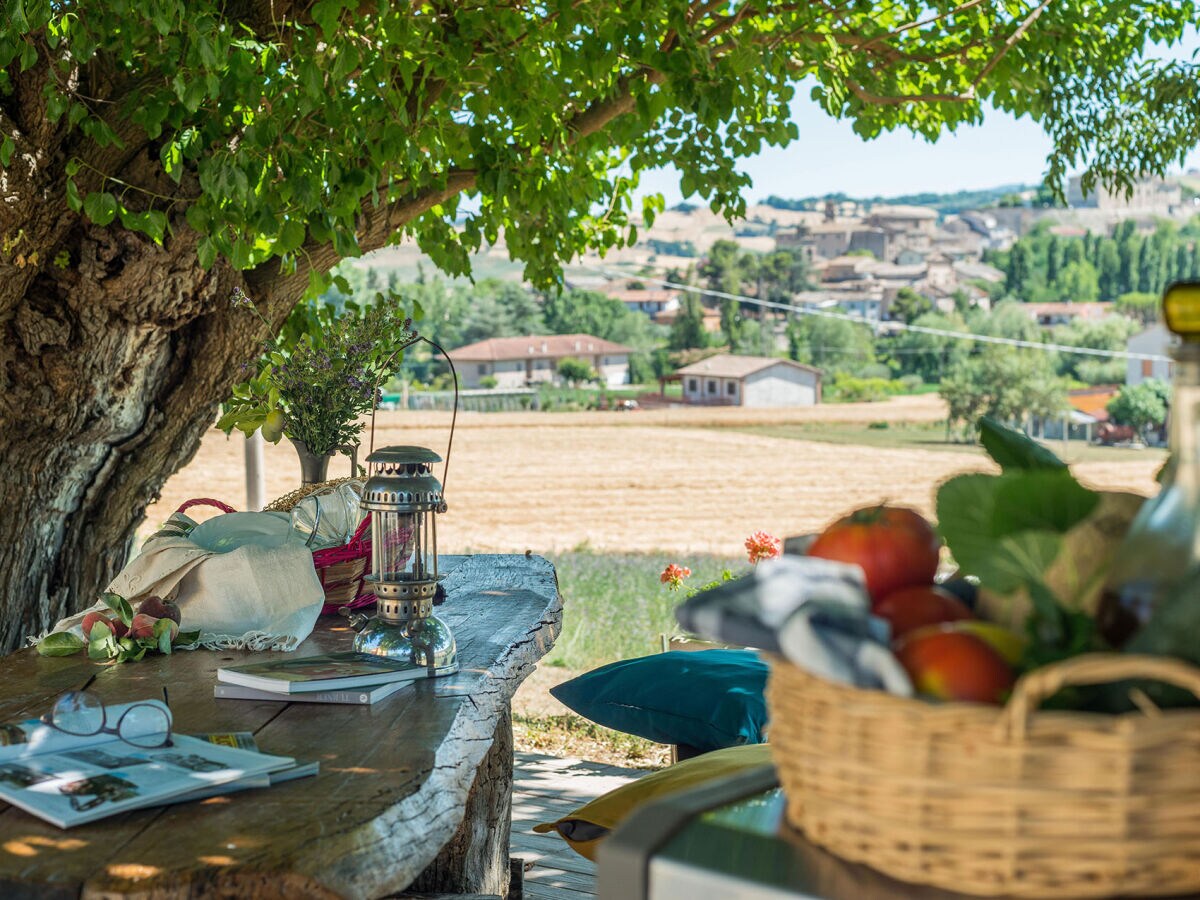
[0,218,271,650]
[0,55,309,648]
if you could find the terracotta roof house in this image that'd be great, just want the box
[653,304,723,332]
[1020,302,1113,326]
[674,354,822,407]
[448,334,633,389]
[602,288,682,316]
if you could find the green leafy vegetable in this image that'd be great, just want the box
[937,464,1103,671]
[937,472,1098,591]
[979,417,1068,473]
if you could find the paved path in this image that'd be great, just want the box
[512,751,647,899]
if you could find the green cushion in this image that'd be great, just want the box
[549,649,768,753]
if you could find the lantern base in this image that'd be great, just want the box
[350,613,458,676]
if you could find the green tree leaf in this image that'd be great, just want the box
[197,236,217,270]
[88,634,116,660]
[82,192,119,227]
[37,632,84,656]
[100,592,134,627]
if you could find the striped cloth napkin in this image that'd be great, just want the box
[675,555,912,695]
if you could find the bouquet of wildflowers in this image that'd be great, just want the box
[220,288,416,456]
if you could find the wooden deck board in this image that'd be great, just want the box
[511,751,648,899]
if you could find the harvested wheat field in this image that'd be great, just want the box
[150,395,1162,556]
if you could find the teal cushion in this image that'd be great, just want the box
[549,649,769,752]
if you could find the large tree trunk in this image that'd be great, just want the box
[0,221,289,651]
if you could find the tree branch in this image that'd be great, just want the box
[854,0,989,52]
[972,0,1055,89]
[845,77,974,105]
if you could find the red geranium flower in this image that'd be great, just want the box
[660,563,692,590]
[745,531,782,564]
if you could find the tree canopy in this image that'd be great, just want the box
[4,0,1200,649]
[3,1,1198,294]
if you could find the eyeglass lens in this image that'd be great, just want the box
[50,692,105,736]
[117,704,171,748]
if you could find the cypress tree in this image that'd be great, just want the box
[1046,234,1061,284]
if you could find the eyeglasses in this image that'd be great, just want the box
[41,676,173,749]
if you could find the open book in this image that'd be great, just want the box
[0,701,295,828]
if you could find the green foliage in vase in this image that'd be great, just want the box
[218,289,417,455]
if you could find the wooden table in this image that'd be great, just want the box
[0,553,561,899]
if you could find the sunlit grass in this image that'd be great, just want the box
[514,713,668,769]
[544,549,741,670]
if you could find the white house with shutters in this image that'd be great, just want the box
[675,354,822,407]
[448,334,632,389]
[1126,323,1174,386]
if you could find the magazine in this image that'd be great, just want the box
[0,701,294,828]
[164,732,318,803]
[217,651,431,693]
[214,680,410,705]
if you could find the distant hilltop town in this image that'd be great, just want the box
[563,172,1198,325]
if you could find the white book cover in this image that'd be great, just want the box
[214,680,410,705]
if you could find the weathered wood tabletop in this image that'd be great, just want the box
[0,553,561,900]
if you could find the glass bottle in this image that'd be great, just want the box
[1096,283,1200,646]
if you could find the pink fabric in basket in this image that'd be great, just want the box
[313,514,375,614]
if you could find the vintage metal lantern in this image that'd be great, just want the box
[343,445,457,675]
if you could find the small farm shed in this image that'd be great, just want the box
[675,354,822,407]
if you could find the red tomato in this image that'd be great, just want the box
[894,630,1014,705]
[873,585,973,640]
[807,505,940,602]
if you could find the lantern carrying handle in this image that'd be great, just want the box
[367,333,458,494]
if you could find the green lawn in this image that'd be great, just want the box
[727,421,1167,466]
[544,549,741,670]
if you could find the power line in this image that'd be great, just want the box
[588,266,1172,362]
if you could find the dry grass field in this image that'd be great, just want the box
[150,395,1161,555]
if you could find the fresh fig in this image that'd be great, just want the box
[129,613,159,639]
[82,612,115,641]
[137,596,181,625]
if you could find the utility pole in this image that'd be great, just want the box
[245,431,266,511]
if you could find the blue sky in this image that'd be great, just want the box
[636,33,1200,205]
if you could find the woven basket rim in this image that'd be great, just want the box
[767,651,1200,733]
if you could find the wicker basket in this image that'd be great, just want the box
[766,652,1200,898]
[178,492,374,615]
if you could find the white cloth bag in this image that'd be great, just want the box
[50,513,324,651]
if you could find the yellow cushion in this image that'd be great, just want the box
[532,744,773,860]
